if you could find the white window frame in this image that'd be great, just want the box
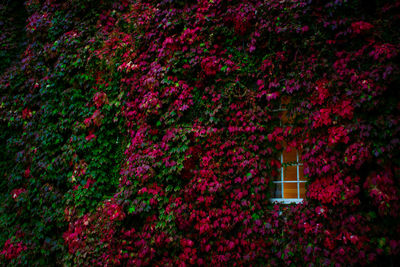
[270,152,305,204]
[270,100,305,204]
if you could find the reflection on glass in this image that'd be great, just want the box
[269,183,282,198]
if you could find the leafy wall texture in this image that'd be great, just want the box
[1,0,399,265]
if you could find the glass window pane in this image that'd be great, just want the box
[269,183,282,198]
[281,96,291,106]
[281,110,289,124]
[283,149,297,163]
[281,110,295,124]
[299,165,306,181]
[283,183,298,198]
[299,182,306,198]
[284,166,297,181]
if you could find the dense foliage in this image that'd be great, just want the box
[1,0,399,265]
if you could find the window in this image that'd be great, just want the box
[269,146,306,204]
[269,97,306,204]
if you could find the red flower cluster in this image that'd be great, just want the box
[1,239,27,261]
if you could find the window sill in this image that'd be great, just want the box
[270,198,304,204]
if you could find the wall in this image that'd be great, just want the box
[1,0,399,265]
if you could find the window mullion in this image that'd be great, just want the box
[281,153,284,198]
[297,151,300,199]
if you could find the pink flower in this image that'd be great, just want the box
[22,108,32,119]
[83,117,92,127]
[85,133,96,141]
[11,188,26,200]
[84,178,96,189]
[312,108,332,128]
[328,126,349,144]
[351,21,373,34]
[24,168,31,178]
[1,239,27,260]
[201,56,219,76]
[93,91,109,108]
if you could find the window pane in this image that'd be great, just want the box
[283,183,298,198]
[283,166,297,181]
[281,110,289,124]
[281,110,295,124]
[299,165,306,181]
[269,183,282,198]
[281,96,291,106]
[283,149,297,163]
[299,182,306,198]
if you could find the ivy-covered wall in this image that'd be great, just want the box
[1,0,399,265]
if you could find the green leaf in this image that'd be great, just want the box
[128,205,135,214]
